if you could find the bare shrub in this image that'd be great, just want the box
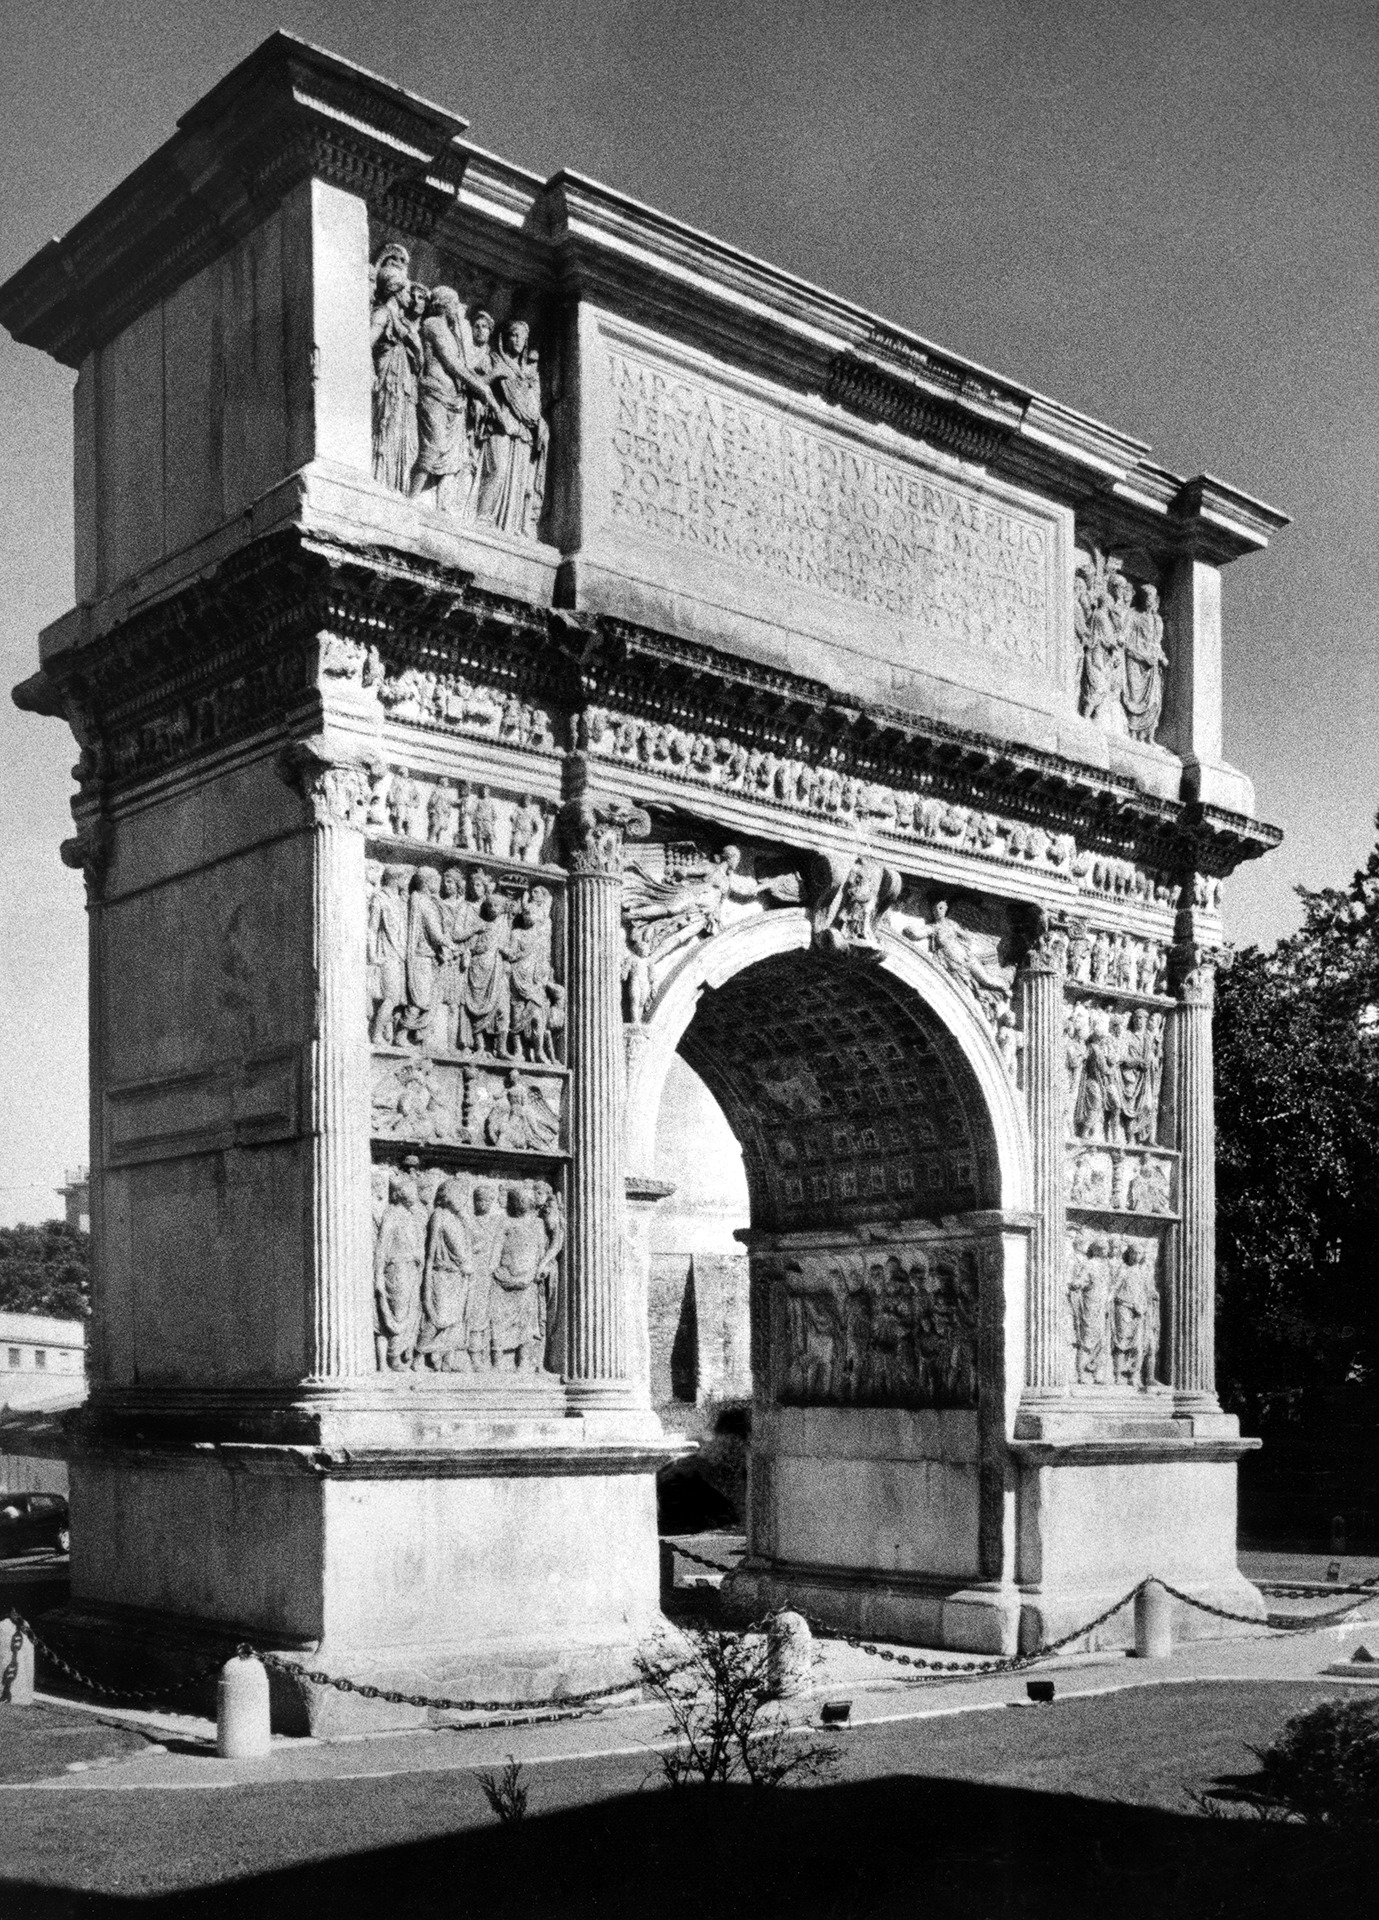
[635,1624,837,1789]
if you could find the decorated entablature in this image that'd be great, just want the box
[2,32,1285,1717]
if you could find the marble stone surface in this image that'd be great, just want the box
[0,32,1287,1712]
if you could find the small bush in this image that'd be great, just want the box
[475,1755,529,1824]
[635,1624,836,1790]
[1246,1697,1379,1828]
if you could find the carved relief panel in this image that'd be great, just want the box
[370,239,551,542]
[1065,1226,1164,1391]
[372,1158,563,1378]
[757,1236,996,1411]
[366,849,564,1069]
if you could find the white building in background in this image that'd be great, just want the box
[0,1311,86,1412]
[56,1167,90,1233]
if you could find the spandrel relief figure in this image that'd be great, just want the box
[901,898,1013,1023]
[474,320,549,539]
[621,924,654,1024]
[624,843,779,955]
[370,245,424,490]
[408,288,499,515]
[374,1168,426,1370]
[413,1178,475,1371]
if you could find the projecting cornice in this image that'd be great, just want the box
[0,35,1288,572]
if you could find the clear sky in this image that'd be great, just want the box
[1,0,1375,1224]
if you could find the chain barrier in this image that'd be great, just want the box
[7,1567,1378,1724]
[666,1542,744,1576]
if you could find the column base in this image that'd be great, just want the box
[721,1561,1022,1658]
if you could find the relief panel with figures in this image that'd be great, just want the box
[367,857,564,1065]
[370,243,550,542]
[1065,1226,1165,1391]
[372,1159,564,1377]
[761,1239,995,1411]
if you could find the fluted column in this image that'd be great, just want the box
[1019,918,1069,1392]
[559,790,649,1404]
[60,811,112,1388]
[1167,944,1218,1401]
[281,739,374,1381]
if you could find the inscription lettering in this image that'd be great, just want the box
[605,349,1051,666]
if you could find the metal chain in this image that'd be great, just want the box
[251,1646,667,1720]
[666,1542,744,1576]
[793,1582,1146,1678]
[0,1622,24,1704]
[4,1609,228,1706]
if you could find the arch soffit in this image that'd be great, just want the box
[624,907,1033,1213]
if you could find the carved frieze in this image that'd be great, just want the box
[1066,1144,1176,1217]
[1066,1227,1164,1390]
[1064,1001,1165,1146]
[374,665,560,758]
[580,706,1177,908]
[366,766,555,865]
[371,247,549,541]
[766,1238,992,1410]
[1073,550,1167,744]
[371,1055,564,1154]
[367,859,563,1063]
[1066,925,1168,997]
[372,1159,563,1375]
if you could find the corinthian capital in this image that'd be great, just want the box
[1018,906,1074,977]
[1169,941,1227,1008]
[557,794,651,877]
[277,734,377,829]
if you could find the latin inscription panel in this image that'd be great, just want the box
[598,333,1062,681]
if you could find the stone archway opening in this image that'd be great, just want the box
[643,938,1024,1648]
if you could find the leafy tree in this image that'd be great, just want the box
[0,1220,91,1320]
[1215,817,1379,1459]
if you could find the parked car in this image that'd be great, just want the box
[0,1493,70,1557]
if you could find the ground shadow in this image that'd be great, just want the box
[0,1768,1370,1920]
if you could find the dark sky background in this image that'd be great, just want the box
[1,0,1375,1220]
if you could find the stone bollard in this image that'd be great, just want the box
[1133,1581,1173,1660]
[659,1540,677,1600]
[217,1653,271,1758]
[767,1610,813,1699]
[1,1620,34,1705]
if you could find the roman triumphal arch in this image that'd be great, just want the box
[2,36,1283,1721]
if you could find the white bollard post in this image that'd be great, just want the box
[1133,1581,1173,1660]
[217,1653,271,1757]
[1,1621,34,1705]
[767,1610,813,1699]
